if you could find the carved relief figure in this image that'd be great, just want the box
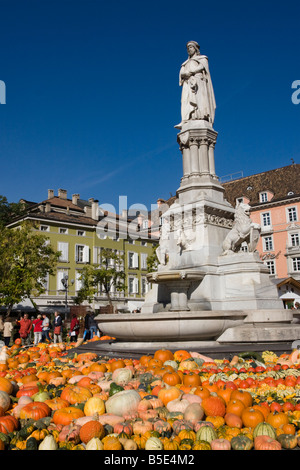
[222,203,261,255]
[179,41,216,125]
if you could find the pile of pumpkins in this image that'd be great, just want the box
[0,341,300,450]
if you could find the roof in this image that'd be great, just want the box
[222,164,300,207]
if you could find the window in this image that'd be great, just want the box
[40,225,49,232]
[262,212,271,227]
[75,244,90,263]
[260,192,268,203]
[287,207,297,222]
[77,230,85,237]
[142,220,149,229]
[292,257,300,272]
[291,233,300,247]
[141,253,148,270]
[128,277,138,294]
[128,252,139,269]
[58,242,69,262]
[265,260,276,275]
[59,227,68,234]
[263,236,274,251]
[141,241,147,246]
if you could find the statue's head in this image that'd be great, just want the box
[236,202,251,218]
[186,41,200,56]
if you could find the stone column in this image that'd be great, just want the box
[199,137,209,175]
[208,141,216,177]
[190,138,200,175]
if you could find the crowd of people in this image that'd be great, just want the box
[0,310,101,347]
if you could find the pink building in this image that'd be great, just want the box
[222,164,300,307]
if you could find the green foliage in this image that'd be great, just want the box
[147,243,159,273]
[0,195,27,227]
[74,248,126,306]
[0,221,61,312]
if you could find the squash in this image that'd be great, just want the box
[192,440,211,450]
[85,437,104,450]
[145,436,163,450]
[231,435,253,451]
[211,438,231,450]
[253,422,277,439]
[254,435,281,451]
[105,390,141,417]
[112,368,133,386]
[26,437,38,450]
[196,425,217,443]
[38,434,58,450]
[277,434,298,449]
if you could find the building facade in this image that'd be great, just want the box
[7,189,158,314]
[222,163,300,286]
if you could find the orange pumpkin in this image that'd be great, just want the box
[79,420,105,443]
[139,355,153,367]
[110,359,126,372]
[254,435,281,450]
[241,407,264,428]
[231,390,252,408]
[162,371,182,386]
[267,411,289,429]
[226,399,246,417]
[224,413,243,428]
[60,385,93,405]
[173,350,191,362]
[201,396,226,417]
[52,406,85,426]
[44,397,70,411]
[158,387,182,406]
[182,373,201,387]
[153,349,174,363]
[0,377,13,395]
[193,386,211,400]
[0,415,18,434]
[19,402,51,420]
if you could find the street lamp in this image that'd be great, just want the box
[61,274,74,323]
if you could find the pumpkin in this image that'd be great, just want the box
[224,413,243,429]
[85,437,104,450]
[267,411,289,429]
[158,387,182,406]
[195,425,217,443]
[110,359,126,373]
[0,377,13,395]
[162,371,182,386]
[178,429,196,442]
[206,415,225,429]
[30,429,49,441]
[105,389,141,417]
[114,421,133,436]
[38,434,58,450]
[103,435,122,450]
[19,401,51,420]
[201,396,226,417]
[79,420,105,443]
[172,419,193,435]
[253,422,277,439]
[211,438,231,450]
[225,399,246,417]
[83,396,105,416]
[230,390,252,408]
[254,435,281,451]
[241,407,264,428]
[173,350,192,362]
[16,384,39,398]
[182,373,201,387]
[0,415,18,434]
[277,433,298,449]
[53,406,85,426]
[0,391,11,412]
[164,439,180,450]
[192,440,211,450]
[44,397,70,411]
[145,436,164,450]
[184,403,205,424]
[154,349,174,363]
[60,385,93,405]
[153,418,172,436]
[112,368,133,386]
[133,420,153,435]
[231,434,253,451]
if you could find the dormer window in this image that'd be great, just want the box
[260,192,268,203]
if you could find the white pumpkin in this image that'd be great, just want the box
[0,390,11,412]
[163,360,178,370]
[85,437,104,450]
[38,435,58,450]
[105,389,141,417]
[166,397,190,413]
[112,367,133,386]
[145,437,164,450]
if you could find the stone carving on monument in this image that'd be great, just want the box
[222,202,261,255]
[97,41,300,347]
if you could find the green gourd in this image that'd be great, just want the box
[253,422,277,439]
[195,425,217,443]
[231,435,254,450]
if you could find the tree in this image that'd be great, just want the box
[74,248,126,308]
[147,243,159,273]
[0,195,26,228]
[0,221,61,316]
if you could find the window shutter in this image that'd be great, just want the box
[75,271,83,291]
[58,242,69,261]
[133,253,139,268]
[83,245,90,263]
[133,278,139,294]
[57,271,65,291]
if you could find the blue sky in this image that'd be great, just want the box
[0,0,299,214]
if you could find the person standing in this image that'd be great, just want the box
[89,312,100,338]
[3,317,13,347]
[19,313,32,346]
[41,314,51,342]
[70,313,79,342]
[53,311,63,343]
[32,314,43,345]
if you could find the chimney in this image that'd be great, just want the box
[92,200,99,220]
[58,189,67,199]
[48,189,54,199]
[45,202,51,213]
[72,193,80,205]
[157,198,165,208]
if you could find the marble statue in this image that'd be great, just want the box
[222,203,261,255]
[179,41,216,125]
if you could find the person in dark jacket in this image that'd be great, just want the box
[88,312,100,338]
[53,311,63,343]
